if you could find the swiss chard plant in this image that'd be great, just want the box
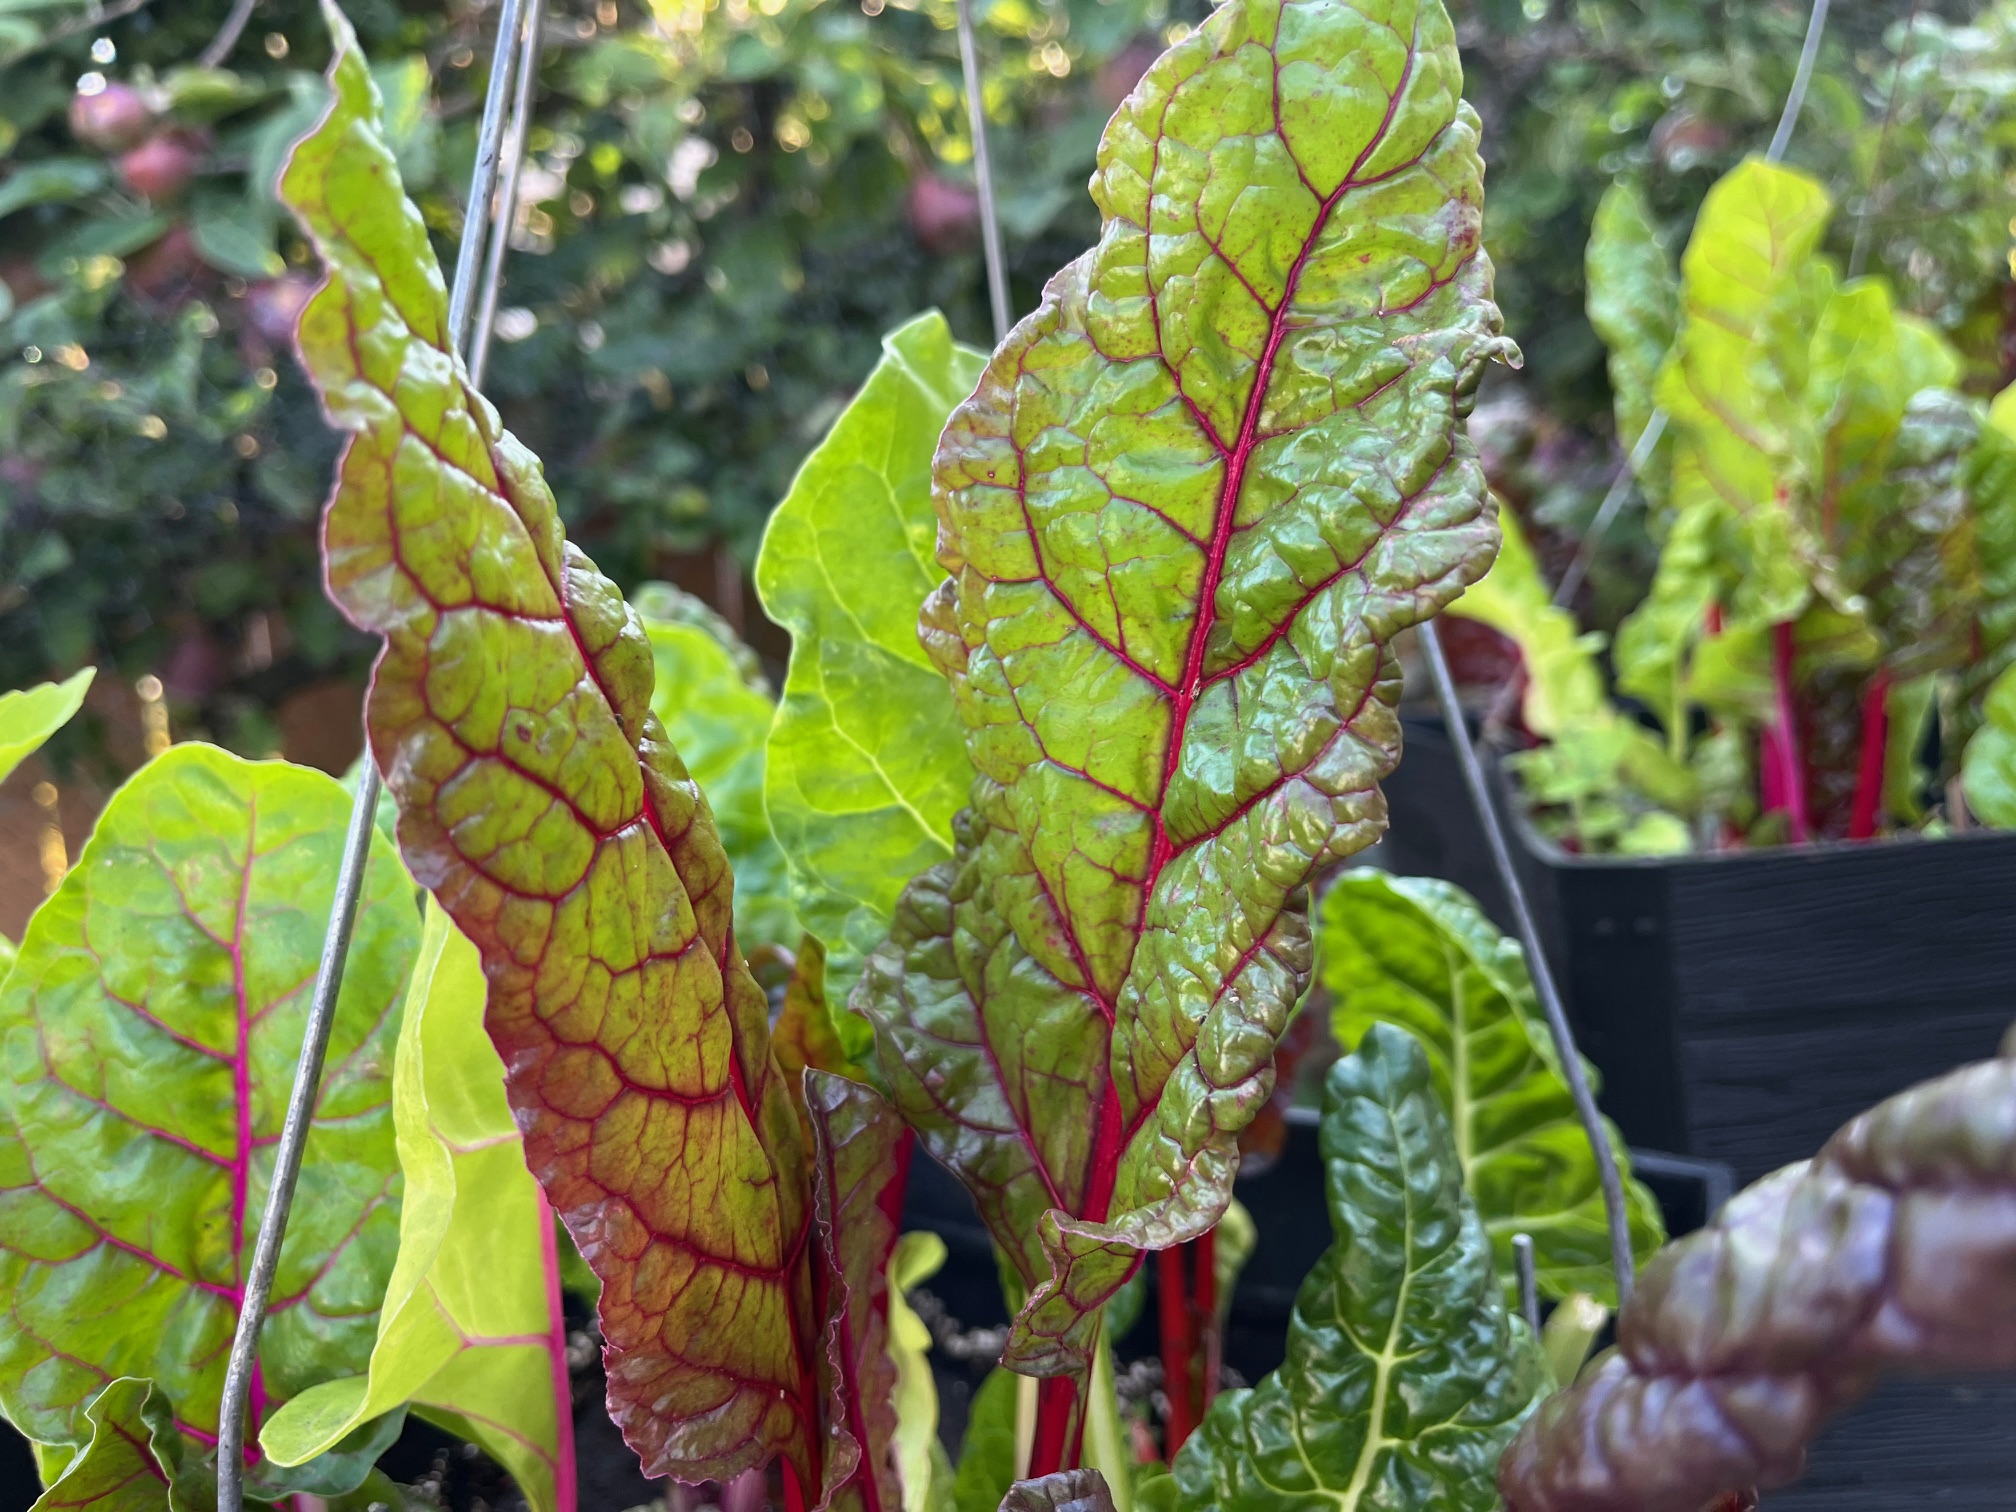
[1461,156,2016,852]
[38,0,2016,1509]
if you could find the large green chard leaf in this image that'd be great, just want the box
[0,667,95,786]
[633,583,798,951]
[26,1378,179,1512]
[286,10,894,1493]
[0,744,412,1491]
[1584,180,1676,505]
[755,311,984,1012]
[1444,510,1692,854]
[1160,1023,1541,1510]
[260,902,573,1512]
[1319,870,1663,1305]
[1614,158,1831,732]
[863,0,1511,1377]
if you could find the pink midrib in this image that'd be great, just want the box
[1085,37,1423,1222]
[535,1188,580,1512]
[228,793,266,1443]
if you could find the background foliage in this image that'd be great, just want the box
[2,0,2012,770]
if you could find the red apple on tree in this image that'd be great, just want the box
[69,82,155,153]
[118,130,206,202]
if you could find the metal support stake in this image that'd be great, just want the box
[217,5,536,1505]
[1418,618,1637,1304]
[954,0,1011,343]
[1512,1233,1540,1336]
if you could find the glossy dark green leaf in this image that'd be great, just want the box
[0,744,412,1492]
[864,0,1512,1377]
[1320,870,1663,1304]
[1165,1024,1542,1510]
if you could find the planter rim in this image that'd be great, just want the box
[1486,751,2016,874]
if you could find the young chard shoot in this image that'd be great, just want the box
[282,8,901,1504]
[860,0,1511,1469]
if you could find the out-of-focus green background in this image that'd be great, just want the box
[1,0,2011,914]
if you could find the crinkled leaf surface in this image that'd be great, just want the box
[1000,1469,1119,1512]
[805,1070,905,1512]
[0,667,95,786]
[863,0,1509,1374]
[286,12,818,1486]
[1165,1024,1541,1510]
[260,901,572,1512]
[27,1378,177,1512]
[1499,1039,2016,1512]
[635,584,797,950]
[755,312,984,1012]
[0,744,410,1477]
[1320,870,1663,1304]
[1584,181,1675,504]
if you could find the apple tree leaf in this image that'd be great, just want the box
[259,901,574,1512]
[634,583,798,951]
[1320,869,1664,1305]
[283,8,822,1487]
[1164,1023,1542,1510]
[755,311,985,1015]
[0,667,95,786]
[864,0,1511,1376]
[0,744,412,1492]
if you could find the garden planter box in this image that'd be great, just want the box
[1376,715,2016,1508]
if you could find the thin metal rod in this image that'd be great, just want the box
[1848,0,1924,280]
[1513,1233,1540,1335]
[1767,0,1832,164]
[448,0,528,356]
[217,6,536,1504]
[1417,618,1636,1304]
[469,0,546,387]
[216,762,382,1512]
[954,0,1011,343]
[1549,409,1667,612]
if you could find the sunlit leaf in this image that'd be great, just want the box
[260,902,572,1512]
[0,744,413,1497]
[0,667,94,786]
[283,8,821,1485]
[755,310,984,1015]
[864,0,1512,1377]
